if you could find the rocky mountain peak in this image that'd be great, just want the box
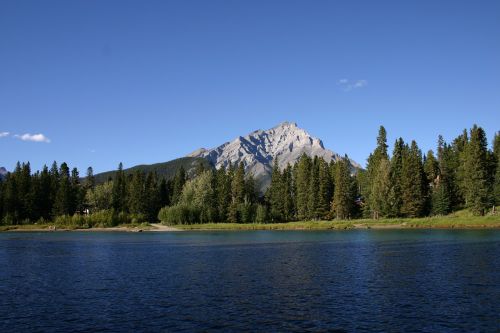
[188,122,360,190]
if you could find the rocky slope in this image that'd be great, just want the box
[188,122,360,189]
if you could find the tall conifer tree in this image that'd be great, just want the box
[463,125,491,215]
[401,141,426,217]
[296,154,311,220]
[331,158,354,219]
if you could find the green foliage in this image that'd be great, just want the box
[370,158,391,218]
[85,181,113,211]
[307,157,320,219]
[295,154,311,220]
[432,182,451,216]
[331,158,355,219]
[387,138,404,217]
[111,163,127,212]
[267,159,285,221]
[463,125,492,215]
[1,124,498,226]
[317,158,333,219]
[255,204,269,223]
[401,141,427,217]
[494,132,500,206]
[54,210,144,228]
[423,150,439,186]
[365,126,390,218]
[158,205,201,225]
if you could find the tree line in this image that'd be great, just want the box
[0,162,173,226]
[0,124,499,226]
[157,124,500,224]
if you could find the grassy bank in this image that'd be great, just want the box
[175,214,500,231]
[0,222,153,232]
[2,212,498,232]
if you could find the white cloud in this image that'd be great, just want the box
[353,80,367,88]
[0,132,9,138]
[14,133,51,143]
[337,79,368,91]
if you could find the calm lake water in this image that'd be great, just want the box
[0,230,499,332]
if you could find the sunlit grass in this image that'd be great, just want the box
[175,214,500,230]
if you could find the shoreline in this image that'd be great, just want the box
[0,223,182,233]
[2,217,499,232]
[0,222,500,233]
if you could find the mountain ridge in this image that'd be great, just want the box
[93,157,211,184]
[188,121,360,189]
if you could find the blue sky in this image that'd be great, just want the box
[1,0,499,173]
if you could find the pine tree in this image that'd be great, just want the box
[307,157,320,219]
[215,166,231,222]
[387,138,404,217]
[244,173,257,204]
[366,126,390,218]
[371,158,391,218]
[493,132,500,207]
[159,178,170,207]
[229,162,245,223]
[331,158,354,219]
[401,141,426,217]
[317,158,333,219]
[17,162,33,221]
[128,170,146,217]
[145,172,160,221]
[53,163,73,216]
[452,129,469,206]
[3,170,20,224]
[431,136,453,215]
[112,162,127,212]
[267,159,284,221]
[423,150,439,187]
[295,154,311,220]
[423,150,438,214]
[70,167,82,213]
[282,164,295,221]
[171,166,186,205]
[463,125,491,215]
[85,167,95,190]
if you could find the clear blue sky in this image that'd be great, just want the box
[1,0,499,173]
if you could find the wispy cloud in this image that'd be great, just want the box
[337,79,368,91]
[0,132,10,138]
[14,133,51,143]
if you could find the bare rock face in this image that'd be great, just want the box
[188,122,360,190]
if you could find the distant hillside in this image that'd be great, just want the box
[93,157,212,183]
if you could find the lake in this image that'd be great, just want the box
[0,230,499,332]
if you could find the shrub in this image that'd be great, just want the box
[255,204,268,224]
[158,204,201,225]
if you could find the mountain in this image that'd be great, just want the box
[0,167,7,181]
[188,121,361,189]
[94,157,211,184]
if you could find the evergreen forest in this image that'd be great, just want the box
[1,125,499,227]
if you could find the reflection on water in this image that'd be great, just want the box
[0,230,498,332]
